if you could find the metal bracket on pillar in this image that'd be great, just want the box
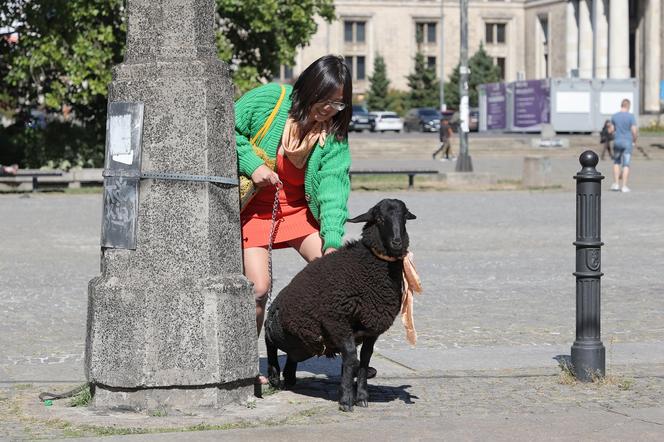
[571,150,605,382]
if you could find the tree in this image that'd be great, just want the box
[0,0,126,168]
[406,52,439,108]
[0,0,335,167]
[444,43,501,109]
[216,0,335,89]
[366,54,390,110]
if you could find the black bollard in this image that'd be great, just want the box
[571,150,606,381]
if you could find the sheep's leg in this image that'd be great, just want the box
[283,356,298,387]
[356,335,377,407]
[338,335,359,412]
[265,335,281,389]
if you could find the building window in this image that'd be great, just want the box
[536,15,549,78]
[495,57,505,80]
[284,65,293,80]
[485,23,506,44]
[273,64,294,81]
[344,21,366,43]
[357,56,366,80]
[345,56,366,81]
[427,56,436,70]
[356,22,365,43]
[416,22,437,44]
[344,56,354,77]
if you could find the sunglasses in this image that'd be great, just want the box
[322,100,346,111]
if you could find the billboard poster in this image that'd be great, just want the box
[485,82,506,130]
[513,79,550,129]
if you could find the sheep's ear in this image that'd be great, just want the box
[347,210,374,223]
[406,210,417,220]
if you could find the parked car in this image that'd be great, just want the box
[469,108,479,132]
[403,108,441,133]
[349,105,373,132]
[368,111,404,133]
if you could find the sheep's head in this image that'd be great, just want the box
[347,199,416,258]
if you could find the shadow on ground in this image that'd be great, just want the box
[259,355,418,406]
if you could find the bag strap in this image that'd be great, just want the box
[251,84,287,148]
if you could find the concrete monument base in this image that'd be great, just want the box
[86,275,257,410]
[92,381,254,411]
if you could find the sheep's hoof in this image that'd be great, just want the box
[283,375,297,388]
[355,399,368,408]
[339,403,354,412]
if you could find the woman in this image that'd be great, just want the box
[235,55,352,343]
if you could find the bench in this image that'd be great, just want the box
[0,170,65,192]
[349,168,439,189]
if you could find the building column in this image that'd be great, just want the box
[609,0,630,78]
[644,0,661,112]
[594,0,609,78]
[566,0,579,76]
[578,0,593,78]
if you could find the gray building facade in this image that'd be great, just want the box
[280,0,662,113]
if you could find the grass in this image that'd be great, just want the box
[48,417,250,438]
[68,385,92,407]
[149,408,168,417]
[260,384,280,397]
[640,121,664,135]
[557,337,635,390]
[350,174,525,191]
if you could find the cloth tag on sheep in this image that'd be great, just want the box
[401,251,422,345]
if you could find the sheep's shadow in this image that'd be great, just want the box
[259,355,417,405]
[259,354,341,378]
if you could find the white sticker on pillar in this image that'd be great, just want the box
[460,96,470,133]
[110,114,134,165]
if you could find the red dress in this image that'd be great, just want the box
[241,151,319,249]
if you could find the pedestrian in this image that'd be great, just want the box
[608,99,638,192]
[432,116,454,161]
[599,119,613,160]
[234,55,353,383]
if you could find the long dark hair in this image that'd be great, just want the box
[290,55,352,141]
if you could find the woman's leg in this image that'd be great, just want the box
[243,246,271,336]
[289,232,324,263]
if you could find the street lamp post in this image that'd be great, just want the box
[456,0,473,172]
[439,0,446,112]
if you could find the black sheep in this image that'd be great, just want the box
[264,198,417,412]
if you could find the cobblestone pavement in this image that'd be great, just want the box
[1,149,663,439]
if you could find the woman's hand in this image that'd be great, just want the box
[251,164,280,188]
[324,247,337,256]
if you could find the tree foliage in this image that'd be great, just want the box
[0,0,335,168]
[366,54,389,111]
[444,44,501,109]
[217,0,334,89]
[406,52,439,109]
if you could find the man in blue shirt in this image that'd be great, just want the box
[609,99,638,192]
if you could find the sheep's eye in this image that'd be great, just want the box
[375,216,383,223]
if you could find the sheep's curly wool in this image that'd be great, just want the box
[266,238,405,360]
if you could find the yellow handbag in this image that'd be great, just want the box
[239,84,287,211]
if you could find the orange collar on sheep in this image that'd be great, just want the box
[369,247,402,262]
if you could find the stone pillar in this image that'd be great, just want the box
[609,0,631,78]
[566,0,579,76]
[644,0,661,112]
[594,0,609,78]
[578,0,593,78]
[85,0,258,411]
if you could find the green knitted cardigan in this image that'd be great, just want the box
[235,82,351,251]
